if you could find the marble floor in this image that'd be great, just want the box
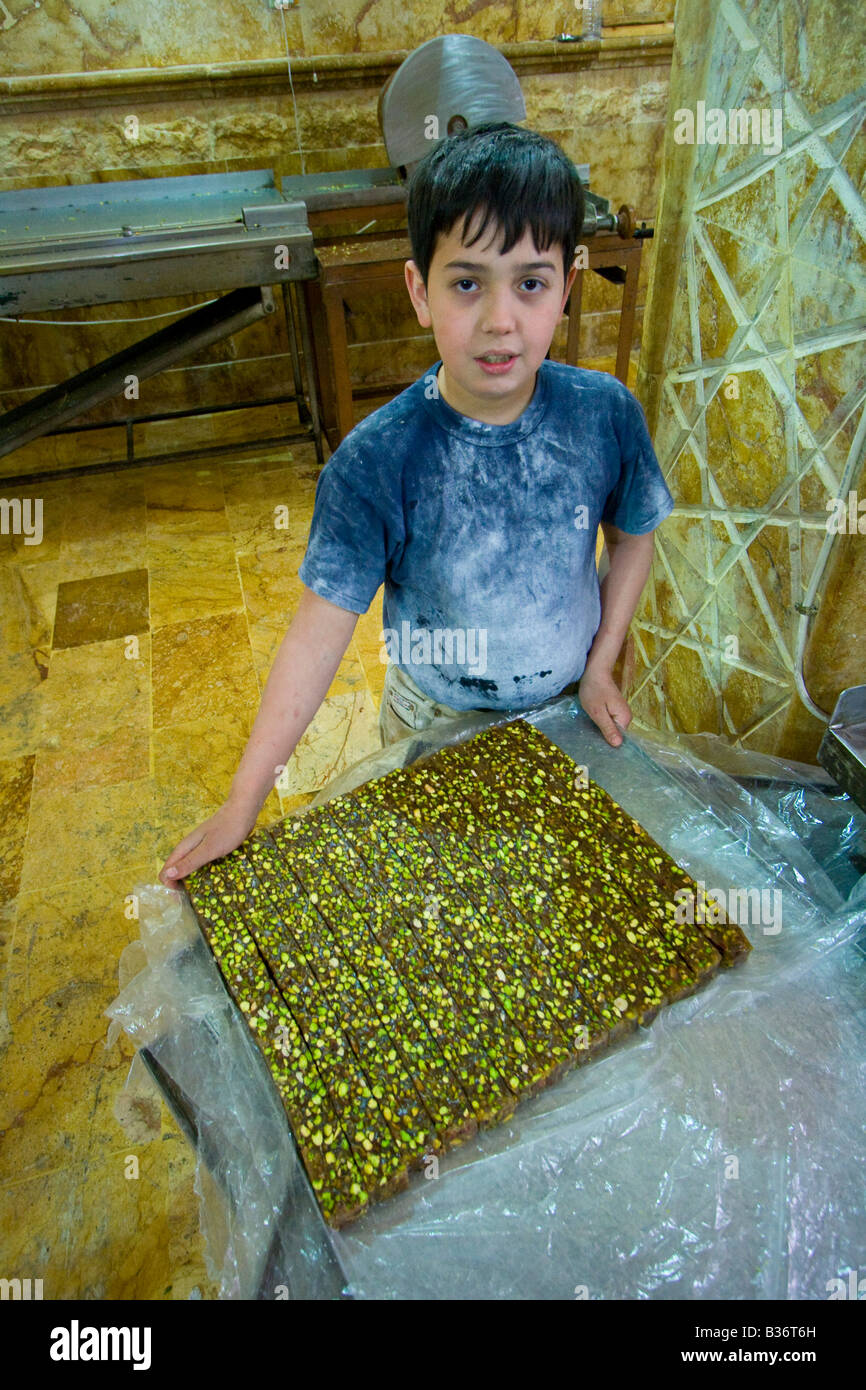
[0,433,395,1299]
[0,361,625,1299]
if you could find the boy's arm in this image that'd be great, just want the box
[159,585,359,883]
[577,523,656,747]
[228,584,360,810]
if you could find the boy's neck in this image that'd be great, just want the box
[436,365,539,426]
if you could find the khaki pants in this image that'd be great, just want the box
[378,661,465,748]
[378,661,582,751]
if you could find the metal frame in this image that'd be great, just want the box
[0,171,325,482]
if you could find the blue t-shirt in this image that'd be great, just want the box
[298,358,674,712]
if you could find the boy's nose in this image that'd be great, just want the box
[479,286,518,335]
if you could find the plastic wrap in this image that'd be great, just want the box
[105,695,866,1299]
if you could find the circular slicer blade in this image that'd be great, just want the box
[379,34,526,172]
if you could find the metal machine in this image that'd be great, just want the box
[377,33,641,237]
[819,685,866,813]
[0,170,325,475]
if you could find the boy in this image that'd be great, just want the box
[160,122,673,886]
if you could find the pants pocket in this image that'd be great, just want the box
[387,694,417,730]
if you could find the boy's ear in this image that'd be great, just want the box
[561,261,578,312]
[404,260,433,328]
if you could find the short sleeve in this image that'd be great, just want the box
[297,451,391,614]
[601,387,675,535]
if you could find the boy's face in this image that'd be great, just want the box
[404,210,577,425]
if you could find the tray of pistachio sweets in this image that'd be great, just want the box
[183,718,751,1228]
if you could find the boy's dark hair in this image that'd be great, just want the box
[406,122,585,287]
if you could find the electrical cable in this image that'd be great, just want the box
[0,299,221,327]
[279,1,306,178]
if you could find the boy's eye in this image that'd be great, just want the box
[451,277,548,293]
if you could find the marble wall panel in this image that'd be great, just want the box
[0,0,674,74]
[635,0,866,761]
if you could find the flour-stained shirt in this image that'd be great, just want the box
[297,358,674,711]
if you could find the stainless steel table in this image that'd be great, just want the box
[0,169,324,479]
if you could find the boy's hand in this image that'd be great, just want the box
[158,796,260,887]
[577,659,632,747]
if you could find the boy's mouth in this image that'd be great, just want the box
[476,352,518,374]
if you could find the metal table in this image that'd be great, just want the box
[0,169,324,480]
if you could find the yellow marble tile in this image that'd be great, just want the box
[190,403,299,450]
[65,470,147,507]
[143,463,226,514]
[72,1152,175,1298]
[218,443,321,484]
[246,617,292,694]
[246,614,289,688]
[53,567,150,650]
[0,562,53,701]
[236,542,308,630]
[223,466,317,554]
[0,481,66,565]
[151,612,260,731]
[0,429,129,478]
[292,443,326,478]
[0,1135,215,1300]
[59,522,148,583]
[1,867,148,1178]
[19,776,158,896]
[275,687,380,800]
[0,1009,137,1188]
[0,1167,90,1300]
[0,754,34,901]
[36,634,150,749]
[33,725,151,797]
[4,558,61,657]
[0,887,14,1002]
[148,535,244,628]
[0,651,49,761]
[151,710,282,862]
[133,415,218,458]
[145,503,231,547]
[0,519,24,564]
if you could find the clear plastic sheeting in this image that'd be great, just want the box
[105,696,866,1299]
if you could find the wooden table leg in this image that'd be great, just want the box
[301,277,338,450]
[322,285,355,443]
[565,267,584,366]
[615,249,642,386]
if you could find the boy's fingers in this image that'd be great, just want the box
[604,705,633,746]
[164,852,198,883]
[160,830,207,885]
[613,704,632,731]
[591,696,634,747]
[160,850,203,885]
[584,698,621,746]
